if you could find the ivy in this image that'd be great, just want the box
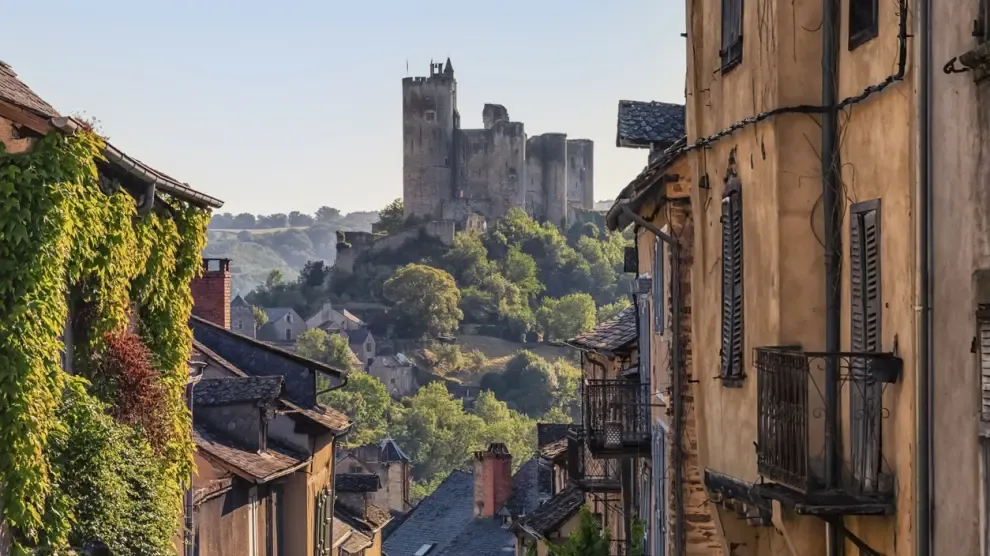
[0,131,210,553]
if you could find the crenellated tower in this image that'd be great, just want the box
[402,59,458,219]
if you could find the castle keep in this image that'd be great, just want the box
[402,59,594,228]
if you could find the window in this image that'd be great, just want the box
[315,486,333,554]
[285,313,292,324]
[978,0,990,42]
[720,0,743,72]
[414,544,436,556]
[849,0,879,50]
[285,329,292,341]
[425,110,437,122]
[978,305,990,423]
[653,236,665,334]
[652,421,668,556]
[235,320,242,330]
[849,199,882,492]
[720,186,744,382]
[366,341,373,352]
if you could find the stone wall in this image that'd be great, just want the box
[402,73,456,219]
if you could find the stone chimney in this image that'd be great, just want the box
[473,442,513,518]
[190,258,231,328]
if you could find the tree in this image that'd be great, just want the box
[376,198,405,235]
[547,506,611,556]
[597,297,631,324]
[479,351,579,418]
[232,213,257,229]
[256,213,288,228]
[265,270,285,289]
[535,293,597,341]
[383,264,463,338]
[315,206,341,223]
[295,329,357,372]
[252,306,269,327]
[288,211,315,227]
[320,371,393,447]
[502,247,542,300]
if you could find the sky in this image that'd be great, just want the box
[2,0,686,215]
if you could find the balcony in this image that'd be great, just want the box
[567,428,621,492]
[753,346,900,515]
[583,380,652,456]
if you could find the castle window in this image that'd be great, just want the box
[425,110,436,122]
[849,0,879,49]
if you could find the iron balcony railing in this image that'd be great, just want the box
[567,427,621,492]
[754,346,901,496]
[583,380,652,456]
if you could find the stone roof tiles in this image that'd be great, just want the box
[616,100,685,149]
[336,473,382,493]
[0,61,58,118]
[193,424,308,483]
[193,376,283,407]
[512,486,585,539]
[566,306,637,353]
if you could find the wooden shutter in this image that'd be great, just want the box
[979,312,990,421]
[314,486,333,555]
[653,422,668,556]
[850,200,882,492]
[720,0,744,70]
[720,193,744,379]
[654,237,665,334]
[639,294,652,383]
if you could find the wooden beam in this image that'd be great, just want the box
[0,100,53,135]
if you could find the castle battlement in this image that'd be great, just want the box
[402,59,593,228]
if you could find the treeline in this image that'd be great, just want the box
[208,206,378,230]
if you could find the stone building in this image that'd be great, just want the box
[402,60,594,228]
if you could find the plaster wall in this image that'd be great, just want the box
[930,2,989,554]
[685,0,917,550]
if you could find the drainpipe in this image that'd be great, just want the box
[917,0,934,548]
[617,202,684,556]
[185,362,205,556]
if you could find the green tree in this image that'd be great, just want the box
[376,198,405,235]
[479,351,578,418]
[315,206,341,223]
[535,293,597,341]
[320,371,393,447]
[252,306,269,328]
[547,506,611,556]
[265,269,285,289]
[474,391,537,464]
[295,329,357,371]
[383,264,463,338]
[596,297,631,324]
[502,247,543,300]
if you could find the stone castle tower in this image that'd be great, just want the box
[402,59,594,228]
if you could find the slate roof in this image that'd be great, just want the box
[336,473,382,493]
[383,470,514,556]
[537,424,571,448]
[231,295,250,308]
[337,500,393,532]
[566,306,637,352]
[348,328,372,344]
[616,100,685,149]
[511,486,585,539]
[263,307,295,322]
[499,457,541,518]
[194,376,284,406]
[193,424,308,483]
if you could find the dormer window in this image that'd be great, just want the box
[285,313,292,324]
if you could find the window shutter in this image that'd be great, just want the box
[720,0,744,70]
[653,422,668,556]
[849,201,882,492]
[639,295,652,384]
[720,194,744,379]
[654,237,665,334]
[979,314,990,421]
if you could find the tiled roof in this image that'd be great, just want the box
[193,424,308,483]
[263,307,295,322]
[0,61,58,118]
[616,100,685,148]
[347,328,372,344]
[513,486,585,539]
[499,457,541,518]
[336,473,382,493]
[566,306,637,352]
[539,439,568,461]
[332,519,354,549]
[341,529,373,553]
[342,310,365,325]
[537,424,570,448]
[231,295,250,308]
[337,501,393,532]
[383,470,513,556]
[194,376,283,406]
[380,438,412,463]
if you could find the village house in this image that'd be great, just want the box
[257,307,309,346]
[186,259,353,555]
[382,443,540,556]
[337,438,414,514]
[230,295,258,338]
[332,473,394,556]
[346,328,376,369]
[308,301,368,333]
[367,353,418,399]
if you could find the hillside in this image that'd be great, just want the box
[202,209,378,295]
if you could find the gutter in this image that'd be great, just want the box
[616,201,685,556]
[185,361,206,556]
[49,117,224,210]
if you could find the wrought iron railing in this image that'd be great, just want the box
[754,346,901,495]
[584,380,652,455]
[567,427,621,491]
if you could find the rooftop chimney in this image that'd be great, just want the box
[473,442,512,518]
[190,258,231,328]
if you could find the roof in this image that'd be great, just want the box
[190,337,352,433]
[333,519,355,549]
[499,457,541,518]
[193,424,308,483]
[512,487,585,539]
[537,424,571,448]
[566,306,637,353]
[193,376,283,407]
[383,471,514,556]
[348,328,372,344]
[539,439,568,461]
[606,136,689,231]
[0,61,223,209]
[616,100,685,149]
[231,295,250,308]
[337,500,393,532]
[342,310,365,325]
[341,529,373,553]
[263,307,295,322]
[380,438,412,462]
[336,473,382,493]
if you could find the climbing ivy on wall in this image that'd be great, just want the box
[0,130,210,554]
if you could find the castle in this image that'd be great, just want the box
[402,59,594,228]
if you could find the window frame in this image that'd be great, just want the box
[653,235,665,335]
[849,198,882,492]
[720,0,744,73]
[848,0,879,50]
[719,185,744,384]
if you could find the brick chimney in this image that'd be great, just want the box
[473,442,513,518]
[190,258,231,328]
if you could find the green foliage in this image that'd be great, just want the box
[535,293,597,341]
[480,351,580,418]
[252,305,269,327]
[376,198,406,235]
[295,329,357,371]
[547,506,611,556]
[0,131,208,552]
[596,297,631,324]
[321,371,393,448]
[629,518,647,556]
[383,264,463,338]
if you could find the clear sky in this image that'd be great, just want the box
[2,0,685,215]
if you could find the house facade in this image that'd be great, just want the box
[258,307,309,344]
[337,439,413,514]
[231,295,258,338]
[367,354,417,399]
